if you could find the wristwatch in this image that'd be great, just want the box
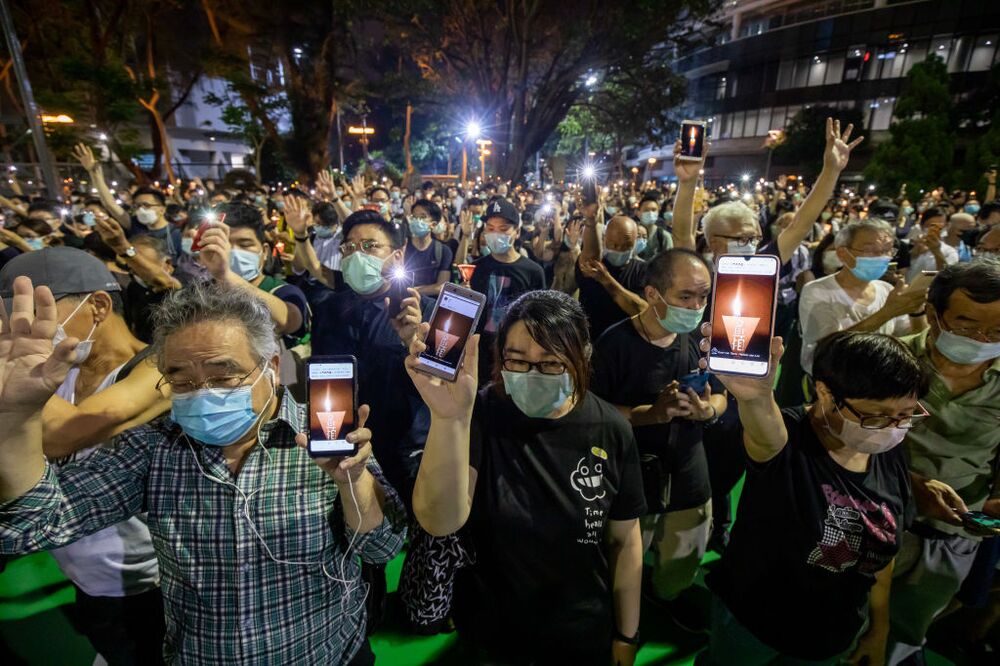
[119,245,136,259]
[614,629,640,645]
[293,234,310,243]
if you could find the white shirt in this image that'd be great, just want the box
[907,242,958,283]
[798,274,901,375]
[51,364,160,597]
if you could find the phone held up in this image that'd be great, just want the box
[191,212,226,253]
[707,254,780,378]
[306,355,359,457]
[414,283,487,382]
[386,265,413,320]
[678,120,707,162]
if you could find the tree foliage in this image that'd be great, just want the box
[864,55,955,194]
[774,105,867,179]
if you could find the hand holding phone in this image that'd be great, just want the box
[307,356,359,457]
[707,255,780,377]
[678,120,707,161]
[413,283,486,382]
[191,212,225,252]
[678,370,711,395]
[961,511,1000,536]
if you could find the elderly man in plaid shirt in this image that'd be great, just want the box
[0,278,406,665]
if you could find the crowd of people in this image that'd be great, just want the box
[0,117,998,666]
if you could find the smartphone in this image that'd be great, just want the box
[961,511,1000,535]
[678,370,711,395]
[191,212,225,253]
[707,254,780,377]
[415,283,487,382]
[678,120,707,161]
[386,266,413,319]
[582,178,598,206]
[306,356,358,457]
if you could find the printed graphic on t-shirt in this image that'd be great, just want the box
[485,274,512,333]
[569,447,612,546]
[807,483,898,574]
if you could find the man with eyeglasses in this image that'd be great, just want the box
[0,247,168,664]
[127,187,182,261]
[799,219,927,376]
[885,258,1000,666]
[974,226,1000,257]
[0,279,406,665]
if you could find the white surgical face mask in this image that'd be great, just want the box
[53,295,97,364]
[821,402,907,455]
[136,207,159,226]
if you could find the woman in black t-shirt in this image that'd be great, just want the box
[405,290,646,665]
[699,330,929,666]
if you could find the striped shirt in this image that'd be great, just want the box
[0,390,406,665]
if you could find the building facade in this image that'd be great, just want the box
[630,0,1000,182]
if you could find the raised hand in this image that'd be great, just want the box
[388,287,423,348]
[295,404,374,483]
[71,143,98,172]
[93,213,130,255]
[823,118,864,172]
[579,258,612,285]
[316,170,336,200]
[284,195,312,237]
[349,174,366,201]
[459,209,474,238]
[565,217,584,249]
[197,221,233,281]
[673,138,707,185]
[404,321,479,421]
[0,277,79,414]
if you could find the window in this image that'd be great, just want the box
[902,42,927,76]
[731,111,746,139]
[792,58,810,88]
[777,60,794,90]
[784,105,802,127]
[880,48,906,78]
[716,76,728,100]
[807,57,827,87]
[866,98,895,131]
[930,37,952,68]
[824,56,845,84]
[771,106,786,129]
[863,49,880,81]
[757,108,773,135]
[969,35,998,71]
[744,109,759,137]
[717,114,730,139]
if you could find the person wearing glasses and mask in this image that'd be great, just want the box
[700,330,930,666]
[974,226,1000,258]
[0,280,405,666]
[406,290,646,665]
[885,259,1000,665]
[798,219,927,376]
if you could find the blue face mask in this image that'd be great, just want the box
[605,206,619,215]
[341,251,386,295]
[379,202,390,217]
[965,204,981,215]
[480,244,491,257]
[848,254,890,282]
[640,211,658,226]
[634,238,648,255]
[663,211,673,223]
[314,226,334,239]
[604,248,632,267]
[903,206,914,216]
[229,248,262,281]
[181,237,195,256]
[25,237,45,250]
[934,318,1000,365]
[485,232,513,255]
[171,369,272,446]
[274,201,285,210]
[81,211,96,227]
[409,218,431,238]
[502,370,574,418]
[655,293,705,334]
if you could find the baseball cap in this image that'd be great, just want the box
[0,246,121,301]
[483,197,520,228]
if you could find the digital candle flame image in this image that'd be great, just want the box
[688,126,698,152]
[316,395,345,440]
[457,263,476,284]
[434,316,460,358]
[721,291,759,354]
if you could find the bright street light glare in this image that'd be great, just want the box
[581,165,596,179]
[741,173,750,182]
[585,74,598,87]
[466,121,482,140]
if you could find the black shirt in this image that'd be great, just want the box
[404,238,453,287]
[469,253,546,334]
[309,287,435,499]
[591,319,721,511]
[575,256,647,341]
[706,407,913,660]
[454,388,646,662]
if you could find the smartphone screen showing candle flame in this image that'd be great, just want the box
[708,255,779,377]
[679,121,706,160]
[418,288,480,380]
[308,360,356,455]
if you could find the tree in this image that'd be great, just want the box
[203,81,286,178]
[381,0,713,182]
[773,106,867,179]
[865,55,954,194]
[956,61,1000,192]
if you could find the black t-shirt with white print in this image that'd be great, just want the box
[453,387,646,662]
[706,407,913,660]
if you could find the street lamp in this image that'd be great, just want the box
[741,173,750,183]
[466,121,481,141]
[462,120,482,183]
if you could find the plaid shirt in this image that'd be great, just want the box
[0,390,406,665]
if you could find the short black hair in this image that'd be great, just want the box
[341,210,405,249]
[82,232,118,263]
[312,201,338,227]
[979,202,1000,221]
[27,200,61,216]
[219,202,265,243]
[928,257,1000,315]
[920,206,946,225]
[61,290,125,316]
[644,248,712,292]
[813,331,929,403]
[421,180,435,191]
[132,187,166,206]
[368,186,390,200]
[14,217,51,236]
[639,192,660,205]
[775,199,795,214]
[466,197,484,207]
[412,199,442,222]
[492,290,591,401]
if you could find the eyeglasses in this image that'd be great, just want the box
[156,363,261,397]
[715,234,762,247]
[501,358,567,375]
[847,246,898,259]
[974,247,999,257]
[943,323,1000,343]
[837,400,929,430]
[340,239,388,256]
